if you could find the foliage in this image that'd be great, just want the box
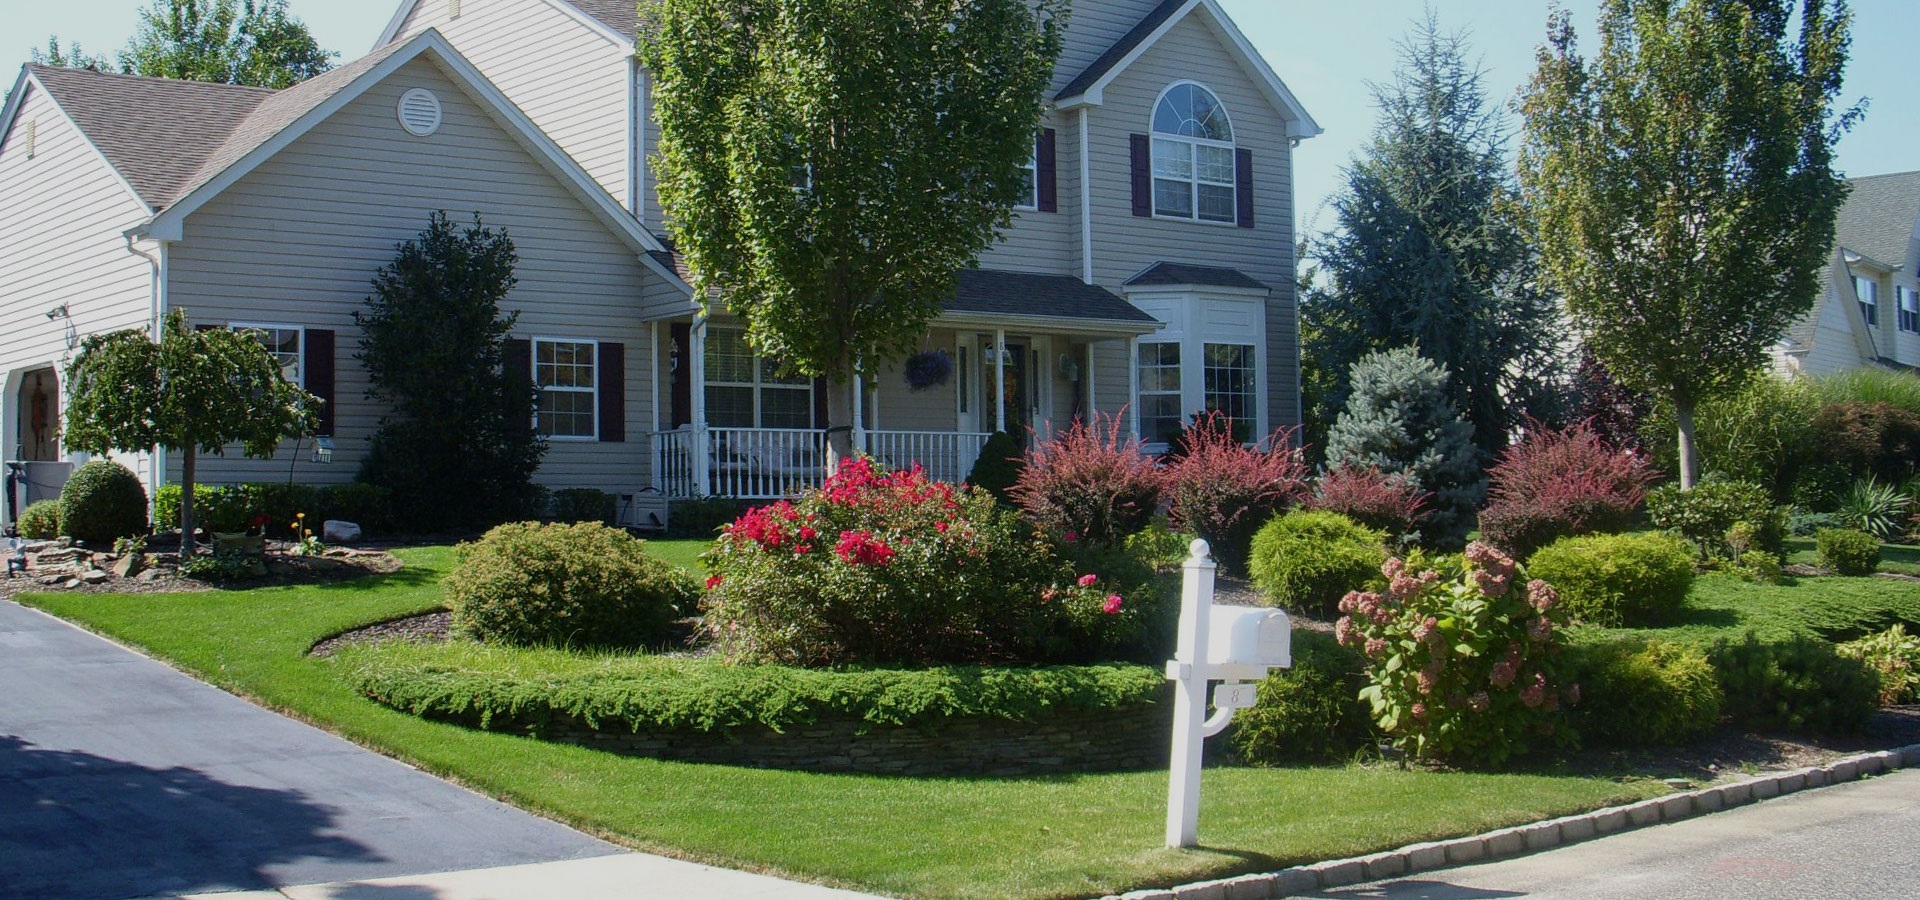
[1643,375,1819,502]
[1817,528,1881,576]
[1724,549,1786,585]
[314,483,395,535]
[1525,533,1695,627]
[1338,543,1574,767]
[1479,421,1656,558]
[1248,510,1387,617]
[702,461,1154,666]
[155,482,390,538]
[446,522,695,650]
[17,500,60,540]
[1229,630,1373,765]
[1164,413,1308,573]
[668,496,756,539]
[286,512,323,557]
[356,212,545,533]
[1811,402,1920,485]
[64,310,317,555]
[640,0,1063,467]
[177,548,257,581]
[57,460,149,545]
[1788,511,1840,537]
[28,36,114,70]
[1837,625,1920,706]
[1302,16,1565,458]
[118,0,335,88]
[114,535,148,557]
[1564,638,1722,747]
[1813,368,1920,417]
[1326,348,1483,548]
[1646,480,1786,560]
[902,350,954,391]
[1835,480,1912,541]
[1568,347,1651,453]
[966,431,1024,502]
[1123,519,1194,573]
[1516,0,1858,487]
[1705,632,1877,734]
[1012,413,1163,546]
[1305,465,1430,542]
[550,488,617,525]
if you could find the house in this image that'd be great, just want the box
[1776,171,1920,378]
[0,0,1319,520]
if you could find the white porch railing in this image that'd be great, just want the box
[650,428,992,499]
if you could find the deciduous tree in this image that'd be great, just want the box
[119,0,334,88]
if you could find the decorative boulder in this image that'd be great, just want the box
[323,520,363,543]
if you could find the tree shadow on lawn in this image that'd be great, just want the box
[0,734,384,900]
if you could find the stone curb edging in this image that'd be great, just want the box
[1102,743,1920,900]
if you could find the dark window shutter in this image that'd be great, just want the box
[1130,133,1152,217]
[305,329,335,436]
[813,377,829,429]
[504,338,534,431]
[669,323,692,427]
[598,342,625,442]
[1235,148,1255,229]
[1037,128,1058,213]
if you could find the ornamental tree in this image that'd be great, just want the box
[1517,0,1858,488]
[639,0,1063,469]
[64,310,318,556]
[120,0,335,88]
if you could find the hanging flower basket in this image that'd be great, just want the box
[903,350,954,391]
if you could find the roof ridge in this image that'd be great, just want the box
[1850,170,1920,183]
[26,63,281,97]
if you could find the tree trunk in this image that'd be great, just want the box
[825,370,857,476]
[178,449,198,558]
[1674,398,1700,490]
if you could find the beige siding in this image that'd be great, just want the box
[873,331,961,433]
[165,56,661,492]
[976,110,1077,276]
[1050,0,1171,95]
[392,0,633,211]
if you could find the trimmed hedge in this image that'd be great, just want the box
[1248,510,1387,617]
[335,641,1164,733]
[1817,528,1881,576]
[1704,632,1879,734]
[1526,533,1695,627]
[1564,638,1722,747]
[58,460,148,545]
[156,482,396,537]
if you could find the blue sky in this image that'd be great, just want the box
[6,0,1914,236]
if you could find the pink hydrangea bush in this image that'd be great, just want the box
[701,460,1145,666]
[1339,541,1577,767]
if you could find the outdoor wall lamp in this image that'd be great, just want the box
[45,304,69,321]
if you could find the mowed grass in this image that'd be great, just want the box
[1787,535,1920,577]
[19,546,1662,900]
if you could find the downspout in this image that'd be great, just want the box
[629,59,643,219]
[1079,108,1093,285]
[123,231,171,506]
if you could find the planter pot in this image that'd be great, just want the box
[211,532,266,557]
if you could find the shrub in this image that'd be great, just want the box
[965,431,1024,502]
[58,460,148,545]
[1791,462,1852,513]
[1838,625,1920,706]
[315,483,396,535]
[1817,528,1881,576]
[178,547,261,581]
[1813,368,1920,418]
[668,496,754,539]
[1642,376,1818,502]
[1305,465,1429,540]
[1325,348,1485,549]
[1480,421,1657,558]
[1164,412,1308,574]
[1012,413,1163,546]
[242,482,321,538]
[703,461,1156,666]
[446,521,695,650]
[1230,630,1373,765]
[1337,543,1575,767]
[1565,638,1723,747]
[1706,633,1878,734]
[1525,533,1695,627]
[1788,510,1839,537]
[1248,510,1387,617]
[1724,549,1786,585]
[1813,401,1920,484]
[1836,479,1912,541]
[17,500,60,539]
[1646,480,1786,560]
[551,488,617,525]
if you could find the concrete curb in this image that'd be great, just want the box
[1104,743,1920,900]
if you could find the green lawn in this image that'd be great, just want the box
[1590,569,1920,646]
[1787,536,1920,577]
[641,538,710,575]
[19,546,1662,900]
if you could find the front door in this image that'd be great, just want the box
[985,340,1031,443]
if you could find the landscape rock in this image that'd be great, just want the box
[323,520,363,542]
[80,570,110,585]
[111,554,144,579]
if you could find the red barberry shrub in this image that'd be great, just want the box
[1012,412,1164,546]
[1164,412,1309,573]
[1479,421,1656,559]
[1307,464,1431,540]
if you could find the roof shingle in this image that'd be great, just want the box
[1833,170,1920,270]
[951,268,1158,324]
[1124,261,1268,291]
[1056,0,1186,100]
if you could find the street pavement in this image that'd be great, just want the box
[0,599,881,900]
[1317,766,1920,899]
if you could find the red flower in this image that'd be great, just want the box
[834,530,895,567]
[704,574,723,590]
[934,521,949,533]
[1102,594,1124,615]
[1077,573,1098,587]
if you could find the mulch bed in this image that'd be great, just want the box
[0,542,402,601]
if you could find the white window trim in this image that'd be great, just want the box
[1857,276,1880,328]
[1149,80,1238,226]
[1136,341,1184,449]
[532,337,600,442]
[1899,286,1919,334]
[230,322,305,388]
[704,325,813,429]
[1202,341,1259,438]
[1013,136,1040,212]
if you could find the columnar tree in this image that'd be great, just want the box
[1304,15,1564,459]
[639,0,1063,469]
[1517,0,1858,488]
[1326,348,1483,549]
[119,0,335,88]
[64,311,318,556]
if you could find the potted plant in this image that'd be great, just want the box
[214,513,269,558]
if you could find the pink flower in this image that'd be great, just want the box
[1527,579,1558,613]
[1416,669,1438,696]
[1103,594,1124,615]
[1041,587,1060,601]
[1490,660,1517,688]
[704,574,723,590]
[1364,637,1389,658]
[1334,617,1356,646]
[1519,673,1547,708]
[1468,691,1491,713]
[1412,616,1438,642]
[1528,616,1553,644]
[1410,702,1428,721]
[1077,573,1098,587]
[1382,557,1406,580]
[1064,530,1079,543]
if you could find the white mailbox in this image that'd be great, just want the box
[1205,605,1292,681]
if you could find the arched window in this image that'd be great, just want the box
[1151,82,1235,222]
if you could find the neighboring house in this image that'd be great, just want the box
[1777,171,1920,378]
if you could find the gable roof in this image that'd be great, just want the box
[376,0,633,50]
[1834,170,1920,271]
[1124,261,1268,292]
[1054,0,1320,139]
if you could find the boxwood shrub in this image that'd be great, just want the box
[1229,630,1372,765]
[1646,480,1786,560]
[1525,533,1695,627]
[446,521,696,650]
[58,460,148,545]
[1704,632,1878,734]
[1247,510,1386,617]
[1817,528,1881,576]
[17,500,59,539]
[1564,638,1722,747]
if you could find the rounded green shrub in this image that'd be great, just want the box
[1230,630,1372,765]
[1248,510,1387,617]
[966,431,1024,502]
[1646,480,1786,559]
[1525,532,1695,627]
[58,460,148,545]
[447,521,696,650]
[1817,528,1881,576]
[16,500,60,539]
[1707,633,1878,734]
[1566,638,1723,747]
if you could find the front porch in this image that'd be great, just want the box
[649,427,992,500]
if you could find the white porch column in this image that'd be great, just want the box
[994,328,1007,433]
[852,370,866,454]
[1128,336,1141,440]
[690,316,711,497]
[1086,341,1098,421]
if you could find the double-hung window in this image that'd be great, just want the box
[706,325,812,429]
[1857,276,1880,328]
[1151,82,1236,223]
[534,339,597,439]
[1137,343,1183,446]
[1014,139,1039,211]
[1203,343,1257,443]
[231,323,302,385]
[1899,286,1919,334]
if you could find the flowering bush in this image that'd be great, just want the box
[1164,412,1308,573]
[702,460,1153,666]
[1338,542,1575,767]
[1012,413,1164,546]
[1306,464,1430,541]
[1479,422,1656,559]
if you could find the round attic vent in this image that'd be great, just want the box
[397,88,443,137]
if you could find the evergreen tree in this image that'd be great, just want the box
[1304,14,1563,459]
[1326,348,1484,549]
[119,0,334,88]
[355,212,545,532]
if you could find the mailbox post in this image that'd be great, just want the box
[1165,539,1291,848]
